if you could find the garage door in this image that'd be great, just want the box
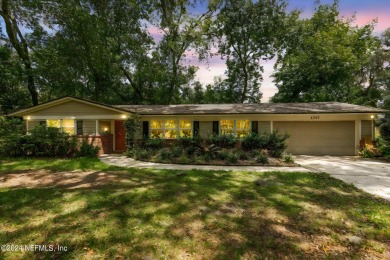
[273,121,355,155]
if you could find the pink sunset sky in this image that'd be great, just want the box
[150,0,390,102]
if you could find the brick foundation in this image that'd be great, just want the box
[77,134,113,155]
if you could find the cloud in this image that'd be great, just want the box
[147,26,164,42]
[347,10,390,32]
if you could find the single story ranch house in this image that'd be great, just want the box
[9,96,387,156]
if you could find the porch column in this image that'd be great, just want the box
[355,120,361,155]
[111,120,115,151]
[270,121,274,132]
[95,120,99,135]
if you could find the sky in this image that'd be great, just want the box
[188,0,390,102]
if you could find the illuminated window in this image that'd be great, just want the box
[220,120,250,138]
[236,120,250,138]
[62,120,75,134]
[150,120,164,138]
[164,120,177,139]
[150,120,192,139]
[47,120,60,128]
[179,120,192,137]
[220,120,234,135]
[46,119,75,134]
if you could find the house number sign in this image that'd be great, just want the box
[310,116,320,120]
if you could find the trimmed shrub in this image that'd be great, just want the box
[175,136,201,148]
[136,149,152,160]
[233,149,249,160]
[206,134,237,148]
[250,149,261,158]
[177,155,192,164]
[380,122,390,142]
[241,133,268,151]
[266,130,290,158]
[255,153,269,164]
[225,152,239,164]
[171,146,183,158]
[27,126,78,157]
[283,153,294,163]
[0,120,82,158]
[376,137,390,157]
[360,148,375,158]
[159,148,172,160]
[183,146,196,157]
[217,149,230,160]
[125,149,137,158]
[142,138,164,150]
[0,117,25,156]
[77,141,100,157]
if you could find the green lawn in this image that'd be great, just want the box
[0,158,389,259]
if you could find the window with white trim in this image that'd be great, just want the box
[179,120,192,137]
[62,119,75,134]
[220,120,234,135]
[150,120,192,139]
[46,119,75,134]
[236,120,250,138]
[47,119,60,128]
[220,120,250,138]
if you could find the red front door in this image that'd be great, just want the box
[115,120,126,151]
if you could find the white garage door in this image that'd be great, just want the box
[274,121,355,155]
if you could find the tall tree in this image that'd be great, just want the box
[376,29,390,109]
[33,0,152,103]
[215,0,292,103]
[0,0,39,105]
[271,2,381,105]
[0,43,30,114]
[152,0,215,104]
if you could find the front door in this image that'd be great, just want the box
[115,120,126,151]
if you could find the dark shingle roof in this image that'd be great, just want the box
[114,102,387,115]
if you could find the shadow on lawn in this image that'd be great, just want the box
[0,168,389,259]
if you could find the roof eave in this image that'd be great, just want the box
[8,96,134,117]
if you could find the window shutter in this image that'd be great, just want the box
[76,120,83,135]
[143,121,149,138]
[212,121,219,135]
[251,121,258,134]
[193,121,200,136]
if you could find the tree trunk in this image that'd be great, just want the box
[0,0,38,105]
[240,67,248,103]
[25,62,38,105]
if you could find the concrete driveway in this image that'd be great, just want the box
[295,156,390,200]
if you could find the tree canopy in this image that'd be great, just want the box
[271,3,382,106]
[0,0,389,113]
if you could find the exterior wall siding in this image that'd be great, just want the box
[77,135,113,155]
[83,120,96,135]
[29,100,122,116]
[199,121,213,137]
[259,121,271,134]
[361,120,372,140]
